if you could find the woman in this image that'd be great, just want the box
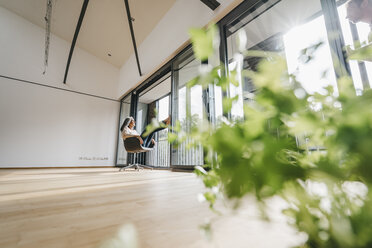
[120,116,170,148]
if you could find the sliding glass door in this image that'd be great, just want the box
[137,73,171,168]
[171,48,204,168]
[151,95,170,167]
[116,0,365,168]
[337,0,372,92]
[116,95,131,166]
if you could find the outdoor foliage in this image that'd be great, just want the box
[170,25,372,248]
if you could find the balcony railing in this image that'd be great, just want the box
[146,129,170,167]
[173,138,203,166]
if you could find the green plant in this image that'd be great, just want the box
[171,24,372,248]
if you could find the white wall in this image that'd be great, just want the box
[0,6,119,99]
[117,0,239,98]
[0,7,120,167]
[0,77,119,167]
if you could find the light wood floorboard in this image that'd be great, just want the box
[0,168,304,248]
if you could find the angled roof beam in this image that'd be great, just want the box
[124,0,143,77]
[200,0,220,10]
[63,0,90,84]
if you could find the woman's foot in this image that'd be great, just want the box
[162,116,171,126]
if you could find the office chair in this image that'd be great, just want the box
[119,137,154,171]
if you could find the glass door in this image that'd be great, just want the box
[222,0,340,151]
[225,0,338,119]
[137,74,171,167]
[151,95,170,167]
[116,95,131,166]
[171,48,204,168]
[337,0,372,92]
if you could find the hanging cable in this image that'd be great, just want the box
[43,0,53,75]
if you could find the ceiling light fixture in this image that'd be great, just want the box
[200,0,220,10]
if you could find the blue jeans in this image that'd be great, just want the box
[140,126,166,148]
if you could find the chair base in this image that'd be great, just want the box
[119,163,154,171]
[119,152,154,171]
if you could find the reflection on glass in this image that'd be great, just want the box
[138,75,171,167]
[191,85,203,118]
[151,95,170,167]
[226,0,337,111]
[136,104,147,134]
[338,1,372,90]
[208,38,224,125]
[229,59,244,120]
[214,84,223,123]
[158,96,169,121]
[173,55,204,166]
[178,87,186,124]
[283,15,337,94]
[116,95,131,165]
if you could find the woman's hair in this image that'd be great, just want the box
[120,117,134,132]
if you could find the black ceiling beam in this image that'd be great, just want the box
[63,0,89,84]
[200,0,220,10]
[124,0,143,77]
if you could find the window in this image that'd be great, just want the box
[283,14,337,95]
[172,50,204,167]
[337,1,372,92]
[225,0,337,119]
[137,73,171,167]
[116,95,131,165]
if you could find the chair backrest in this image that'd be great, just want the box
[123,137,153,153]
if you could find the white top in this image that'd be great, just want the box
[121,127,140,140]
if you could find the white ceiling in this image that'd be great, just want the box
[139,76,171,104]
[0,0,176,68]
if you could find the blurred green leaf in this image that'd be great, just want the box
[222,95,238,114]
[347,44,372,61]
[176,30,372,248]
[167,132,178,144]
[189,25,217,61]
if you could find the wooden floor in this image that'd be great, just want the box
[0,168,304,248]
